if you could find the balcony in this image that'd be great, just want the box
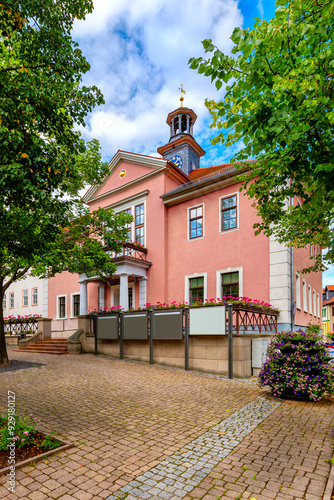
[107,242,151,271]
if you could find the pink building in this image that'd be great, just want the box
[49,105,322,335]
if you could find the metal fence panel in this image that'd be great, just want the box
[153,310,183,340]
[96,316,119,340]
[123,312,148,340]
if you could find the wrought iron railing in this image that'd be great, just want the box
[4,320,39,336]
[231,304,278,334]
[109,242,148,261]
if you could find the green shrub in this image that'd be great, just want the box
[0,412,37,450]
[0,411,60,450]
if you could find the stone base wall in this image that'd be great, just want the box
[51,318,79,338]
[5,336,19,346]
[82,334,253,378]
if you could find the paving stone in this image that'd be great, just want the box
[0,348,333,500]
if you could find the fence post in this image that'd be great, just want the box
[120,312,123,360]
[184,308,189,371]
[149,310,154,364]
[94,316,98,356]
[227,303,233,379]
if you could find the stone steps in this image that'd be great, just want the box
[14,338,68,355]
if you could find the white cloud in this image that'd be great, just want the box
[257,0,264,18]
[72,0,243,163]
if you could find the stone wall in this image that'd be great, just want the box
[51,318,79,338]
[82,334,253,378]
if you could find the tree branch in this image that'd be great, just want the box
[0,64,50,73]
[3,266,30,293]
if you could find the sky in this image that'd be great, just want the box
[72,0,276,167]
[71,0,333,288]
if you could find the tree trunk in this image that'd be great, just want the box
[0,281,9,366]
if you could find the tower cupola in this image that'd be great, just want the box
[157,87,205,176]
[167,107,197,141]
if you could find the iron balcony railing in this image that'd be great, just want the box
[108,242,148,262]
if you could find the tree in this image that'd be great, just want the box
[189,0,334,272]
[0,1,131,365]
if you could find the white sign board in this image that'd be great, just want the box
[189,306,226,335]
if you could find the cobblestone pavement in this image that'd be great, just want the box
[0,348,333,500]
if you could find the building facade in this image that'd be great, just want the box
[322,285,334,335]
[3,274,47,319]
[47,104,322,335]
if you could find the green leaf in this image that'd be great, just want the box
[190,0,334,273]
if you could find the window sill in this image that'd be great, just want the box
[219,227,239,235]
[188,235,205,242]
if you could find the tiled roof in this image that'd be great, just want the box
[326,285,334,291]
[189,164,234,180]
[189,159,256,181]
[323,296,334,306]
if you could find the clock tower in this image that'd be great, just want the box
[157,92,205,176]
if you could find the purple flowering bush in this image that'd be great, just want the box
[258,330,334,401]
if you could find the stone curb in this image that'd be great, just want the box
[323,461,334,500]
[0,438,72,476]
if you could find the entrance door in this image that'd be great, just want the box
[110,286,134,309]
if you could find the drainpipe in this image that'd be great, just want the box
[290,195,295,331]
[291,246,295,331]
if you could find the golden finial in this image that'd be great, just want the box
[179,84,186,107]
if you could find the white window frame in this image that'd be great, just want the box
[110,286,120,308]
[127,283,135,309]
[308,285,312,315]
[3,294,6,310]
[303,280,307,312]
[9,293,14,309]
[216,267,243,300]
[98,286,106,310]
[313,290,316,317]
[71,293,81,318]
[184,272,208,305]
[219,191,239,234]
[23,289,28,307]
[317,293,320,318]
[296,273,301,310]
[187,203,205,241]
[32,287,38,306]
[57,294,67,319]
[112,195,147,247]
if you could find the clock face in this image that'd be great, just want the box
[170,155,183,168]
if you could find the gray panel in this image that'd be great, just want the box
[123,312,148,340]
[153,310,183,340]
[96,316,119,340]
